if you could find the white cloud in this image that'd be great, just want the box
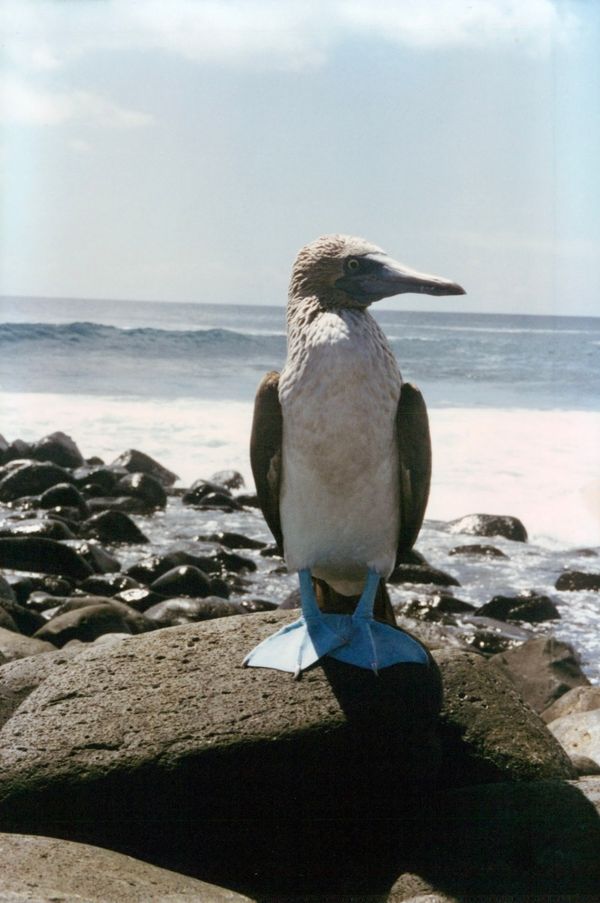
[0,76,153,128]
[2,0,580,74]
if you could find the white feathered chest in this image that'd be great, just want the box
[278,308,402,594]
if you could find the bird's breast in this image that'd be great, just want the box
[278,311,402,587]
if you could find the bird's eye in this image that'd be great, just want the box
[347,258,360,272]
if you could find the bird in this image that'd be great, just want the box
[244,235,465,677]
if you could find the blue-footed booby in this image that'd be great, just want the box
[244,235,465,677]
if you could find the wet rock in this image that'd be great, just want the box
[12,575,73,606]
[83,510,149,544]
[21,591,66,613]
[397,592,475,622]
[0,626,55,664]
[209,469,245,491]
[547,710,600,768]
[51,596,154,630]
[181,478,227,505]
[79,573,141,597]
[127,550,220,584]
[209,576,231,599]
[112,587,165,612]
[116,472,167,509]
[448,544,509,559]
[38,482,87,512]
[448,513,528,543]
[0,434,8,462]
[30,431,84,468]
[542,685,600,723]
[144,596,244,626]
[459,615,533,656]
[0,517,77,540]
[72,465,128,493]
[0,833,251,902]
[33,602,151,647]
[3,440,33,462]
[0,462,74,503]
[436,647,575,785]
[260,544,282,558]
[555,570,600,592]
[490,637,591,713]
[0,595,45,636]
[46,505,85,524]
[110,448,179,487]
[238,598,279,613]
[216,549,257,573]
[86,495,150,515]
[197,531,266,550]
[73,540,121,574]
[0,537,93,581]
[150,565,212,599]
[0,610,441,893]
[478,591,561,623]
[389,563,460,587]
[236,492,260,508]
[199,491,243,511]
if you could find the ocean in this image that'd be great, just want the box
[1,296,599,679]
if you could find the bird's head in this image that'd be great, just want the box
[289,234,465,310]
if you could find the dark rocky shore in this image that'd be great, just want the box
[0,431,599,902]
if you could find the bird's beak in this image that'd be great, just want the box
[348,252,466,302]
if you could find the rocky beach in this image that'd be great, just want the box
[0,429,599,901]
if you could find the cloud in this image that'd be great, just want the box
[0,76,153,128]
[2,0,580,74]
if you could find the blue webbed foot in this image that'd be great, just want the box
[243,568,429,676]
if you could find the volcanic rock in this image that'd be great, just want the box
[38,482,87,512]
[448,514,528,543]
[478,591,561,623]
[83,510,149,544]
[116,472,167,509]
[0,537,93,580]
[555,570,600,592]
[110,448,179,486]
[0,462,74,503]
[144,596,244,626]
[150,565,212,599]
[197,531,266,550]
[209,469,245,491]
[33,601,152,647]
[490,637,591,713]
[448,544,509,559]
[30,431,84,468]
[389,563,460,588]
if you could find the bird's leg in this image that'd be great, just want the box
[353,569,381,620]
[298,568,321,621]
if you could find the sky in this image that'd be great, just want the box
[1,0,599,316]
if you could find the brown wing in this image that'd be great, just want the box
[396,382,432,555]
[250,371,284,554]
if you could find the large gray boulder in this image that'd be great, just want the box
[548,710,600,768]
[0,832,252,902]
[0,612,577,896]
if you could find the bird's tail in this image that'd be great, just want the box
[312,577,396,627]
